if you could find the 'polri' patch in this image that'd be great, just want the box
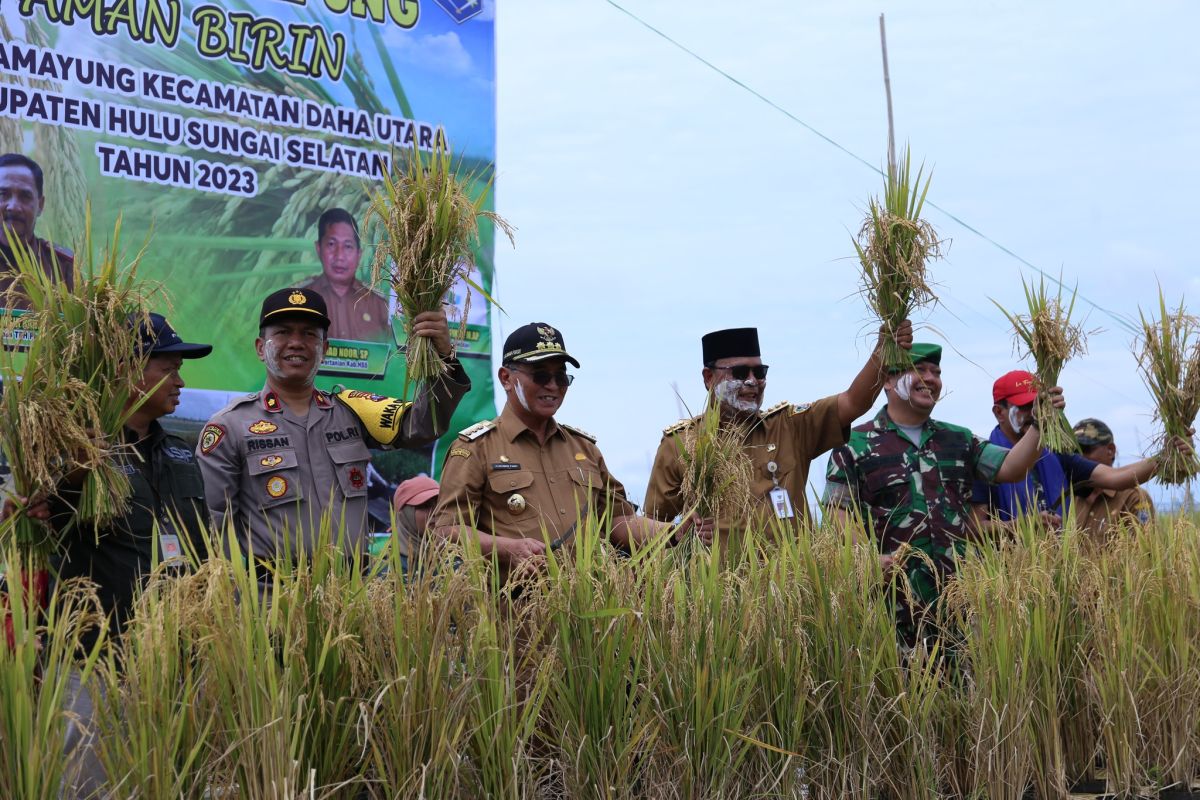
[200,424,225,455]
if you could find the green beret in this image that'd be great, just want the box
[888,342,942,373]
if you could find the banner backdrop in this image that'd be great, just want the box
[0,0,497,479]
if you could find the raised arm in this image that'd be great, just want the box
[836,320,913,427]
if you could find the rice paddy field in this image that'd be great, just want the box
[3,513,1200,800]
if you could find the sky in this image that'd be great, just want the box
[489,0,1200,509]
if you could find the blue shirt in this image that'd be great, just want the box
[970,426,1098,520]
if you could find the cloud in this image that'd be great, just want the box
[384,30,474,75]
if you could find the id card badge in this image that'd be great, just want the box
[158,517,184,564]
[768,486,795,519]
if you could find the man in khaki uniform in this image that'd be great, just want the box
[644,321,912,536]
[0,153,74,309]
[198,287,469,560]
[298,208,391,343]
[432,322,675,574]
[1071,418,1155,538]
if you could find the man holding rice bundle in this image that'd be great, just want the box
[432,323,676,577]
[4,313,213,798]
[643,321,912,538]
[197,287,469,562]
[971,369,1192,532]
[822,344,1060,642]
[1071,418,1156,538]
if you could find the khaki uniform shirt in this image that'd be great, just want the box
[644,395,846,528]
[0,238,75,309]
[198,363,469,559]
[431,404,636,544]
[299,273,392,343]
[1074,485,1155,540]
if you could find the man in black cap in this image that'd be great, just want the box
[432,322,675,577]
[643,321,913,538]
[197,287,469,561]
[43,313,212,797]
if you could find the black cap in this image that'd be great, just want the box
[259,287,331,329]
[502,322,580,368]
[702,327,760,364]
[135,313,212,358]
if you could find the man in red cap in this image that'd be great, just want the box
[971,369,1189,530]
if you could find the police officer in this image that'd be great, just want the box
[197,287,470,560]
[823,344,1057,641]
[644,321,912,537]
[431,322,673,576]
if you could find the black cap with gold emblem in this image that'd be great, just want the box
[502,322,580,368]
[259,287,331,329]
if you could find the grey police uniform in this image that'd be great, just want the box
[198,370,469,560]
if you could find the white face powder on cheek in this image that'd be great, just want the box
[715,378,759,413]
[1007,405,1025,435]
[514,380,532,412]
[263,339,286,379]
[894,373,914,402]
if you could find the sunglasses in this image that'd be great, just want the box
[509,366,575,387]
[711,364,769,381]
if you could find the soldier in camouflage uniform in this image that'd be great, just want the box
[823,343,1059,641]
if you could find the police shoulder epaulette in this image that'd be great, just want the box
[214,392,258,416]
[662,417,696,436]
[560,423,597,443]
[458,419,497,441]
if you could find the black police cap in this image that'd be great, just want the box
[259,287,331,329]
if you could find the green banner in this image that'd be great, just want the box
[0,0,497,480]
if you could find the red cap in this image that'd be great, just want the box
[393,476,439,510]
[993,370,1039,406]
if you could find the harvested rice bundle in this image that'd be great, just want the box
[366,142,512,386]
[994,275,1087,453]
[676,401,754,526]
[854,148,942,371]
[0,213,155,560]
[1134,290,1200,484]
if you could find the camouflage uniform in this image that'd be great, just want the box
[824,405,1010,637]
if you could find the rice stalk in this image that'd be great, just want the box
[0,555,105,800]
[674,399,755,528]
[639,535,762,799]
[854,146,942,371]
[992,273,1087,453]
[541,513,658,799]
[359,535,473,799]
[91,567,215,799]
[366,141,512,388]
[1134,289,1200,484]
[0,210,157,566]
